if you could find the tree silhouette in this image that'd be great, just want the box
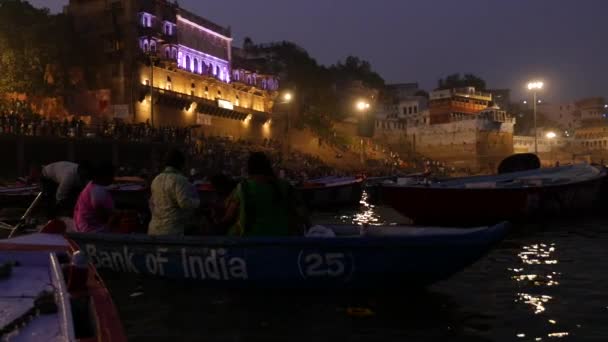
[437,73,487,91]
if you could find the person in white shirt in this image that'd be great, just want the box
[41,161,92,217]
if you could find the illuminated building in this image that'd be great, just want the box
[67,0,279,137]
[428,87,493,124]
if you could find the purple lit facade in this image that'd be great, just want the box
[136,7,233,83]
[67,0,279,129]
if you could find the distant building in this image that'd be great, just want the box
[67,0,279,138]
[537,101,580,130]
[537,96,606,134]
[428,87,493,124]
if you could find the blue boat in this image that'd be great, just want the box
[67,222,509,289]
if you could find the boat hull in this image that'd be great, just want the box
[0,234,127,341]
[299,180,364,209]
[67,223,508,289]
[381,169,605,226]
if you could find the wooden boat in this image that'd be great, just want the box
[0,184,39,209]
[66,222,508,289]
[0,233,127,341]
[364,173,426,205]
[380,164,606,226]
[298,177,364,209]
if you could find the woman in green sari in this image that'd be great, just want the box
[219,152,309,236]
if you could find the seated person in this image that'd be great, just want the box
[219,152,309,237]
[205,174,237,235]
[73,161,116,233]
[148,149,200,236]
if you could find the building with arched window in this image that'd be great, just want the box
[67,0,279,137]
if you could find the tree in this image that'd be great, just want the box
[329,56,385,89]
[437,73,486,91]
[0,0,73,95]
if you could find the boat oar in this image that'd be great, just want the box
[8,192,43,238]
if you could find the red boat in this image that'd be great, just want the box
[381,164,606,226]
[298,177,364,209]
[0,233,127,341]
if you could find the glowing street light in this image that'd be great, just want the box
[527,81,544,90]
[527,80,544,154]
[283,92,293,103]
[356,100,370,112]
[546,131,557,139]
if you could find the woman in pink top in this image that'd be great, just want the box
[74,162,115,233]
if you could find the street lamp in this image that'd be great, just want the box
[283,92,293,103]
[146,53,159,127]
[527,81,544,154]
[356,100,370,112]
[546,131,557,165]
[355,100,371,163]
[281,91,295,161]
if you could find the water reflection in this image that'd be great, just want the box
[351,191,382,226]
[334,191,385,226]
[547,332,569,338]
[516,293,552,314]
[511,240,569,339]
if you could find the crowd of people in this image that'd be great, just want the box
[96,120,192,144]
[0,100,192,144]
[190,136,332,183]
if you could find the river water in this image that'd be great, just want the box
[102,192,608,341]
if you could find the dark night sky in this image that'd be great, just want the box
[34,0,608,103]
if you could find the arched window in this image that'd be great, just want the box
[186,55,191,71]
[193,58,198,73]
[150,41,156,52]
[143,40,149,52]
[214,65,218,76]
[171,48,177,59]
[262,79,267,90]
[165,47,170,59]
[141,14,147,27]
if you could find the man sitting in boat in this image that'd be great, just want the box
[218,152,309,236]
[73,161,117,233]
[41,160,92,217]
[148,149,200,236]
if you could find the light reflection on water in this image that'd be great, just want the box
[318,190,409,226]
[510,239,575,340]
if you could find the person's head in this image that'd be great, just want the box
[247,152,274,177]
[93,161,115,186]
[77,160,93,183]
[165,148,186,171]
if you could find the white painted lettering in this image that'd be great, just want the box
[156,248,168,276]
[145,253,158,274]
[229,258,248,279]
[204,249,220,280]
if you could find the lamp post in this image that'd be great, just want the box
[147,53,159,128]
[546,131,557,166]
[527,81,544,154]
[356,100,371,164]
[281,91,293,162]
